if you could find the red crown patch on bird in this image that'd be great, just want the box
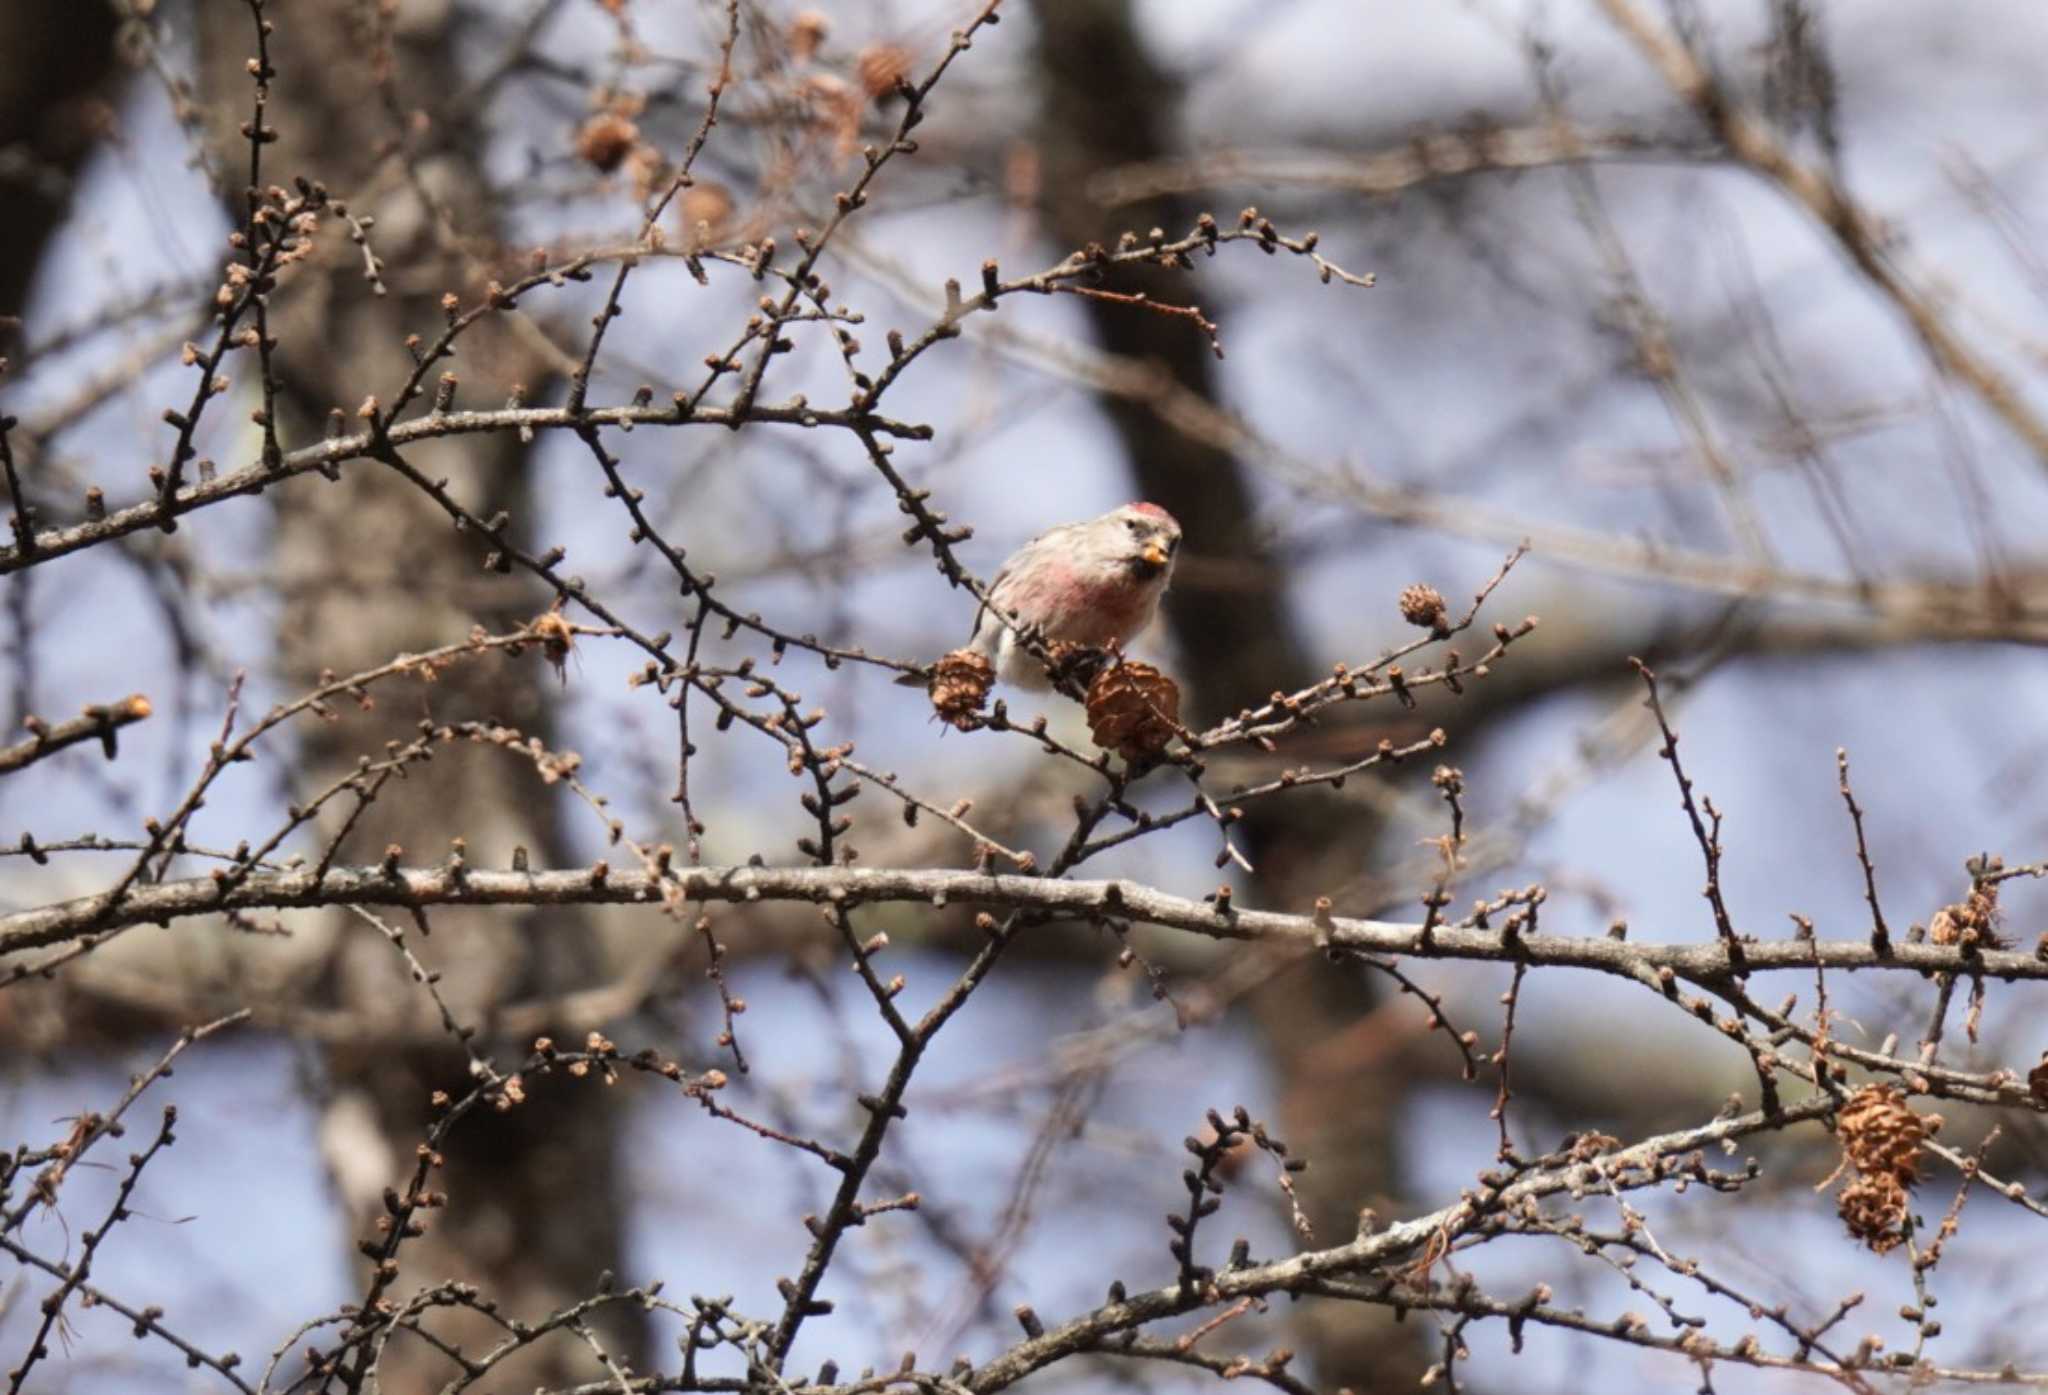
[1128,501,1175,522]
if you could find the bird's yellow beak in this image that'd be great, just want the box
[1141,541,1170,568]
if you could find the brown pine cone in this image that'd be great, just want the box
[1834,1084,1933,1184]
[1836,1171,1910,1254]
[1085,661,1182,762]
[1398,583,1449,634]
[1044,641,1112,690]
[573,112,641,173]
[856,43,914,104]
[927,649,994,730]
[1929,883,2000,948]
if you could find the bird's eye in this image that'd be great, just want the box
[1126,519,1143,533]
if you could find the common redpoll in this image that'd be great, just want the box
[912,502,1182,690]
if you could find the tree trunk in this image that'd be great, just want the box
[195,4,642,1386]
[1028,3,1428,1387]
[0,0,118,327]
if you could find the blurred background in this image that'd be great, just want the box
[4,0,2048,1391]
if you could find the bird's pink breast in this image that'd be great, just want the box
[1005,561,1154,646]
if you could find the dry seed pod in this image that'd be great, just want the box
[1399,583,1449,633]
[574,112,641,173]
[927,649,993,731]
[1929,883,2000,948]
[856,43,914,103]
[1827,1083,1939,1253]
[1836,1170,1911,1254]
[1834,1084,1932,1183]
[789,9,829,61]
[1086,661,1181,762]
[1043,640,1111,690]
[529,606,576,682]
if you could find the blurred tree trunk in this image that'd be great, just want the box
[0,0,118,328]
[195,4,642,1386]
[1029,3,1427,1387]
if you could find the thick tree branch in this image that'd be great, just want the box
[9,861,2048,988]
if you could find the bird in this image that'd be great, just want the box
[907,501,1182,690]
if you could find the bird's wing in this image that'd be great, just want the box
[962,553,1019,643]
[967,563,1010,644]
